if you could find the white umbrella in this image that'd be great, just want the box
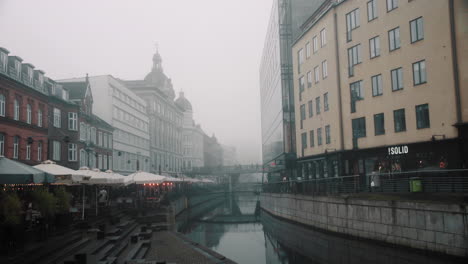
[103,170,132,185]
[129,171,166,184]
[33,160,84,185]
[164,176,183,182]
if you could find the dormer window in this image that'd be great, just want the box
[15,60,21,78]
[0,51,7,72]
[62,89,69,101]
[51,83,56,95]
[27,67,33,84]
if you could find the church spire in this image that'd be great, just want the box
[152,43,163,72]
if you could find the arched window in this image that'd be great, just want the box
[0,94,5,117]
[26,104,32,124]
[14,99,19,120]
[13,136,19,159]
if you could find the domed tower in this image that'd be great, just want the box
[175,91,193,128]
[144,50,176,100]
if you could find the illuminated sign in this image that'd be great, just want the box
[388,145,409,155]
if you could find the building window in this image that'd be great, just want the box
[98,131,103,146]
[322,60,328,79]
[301,132,307,149]
[300,104,306,129]
[306,42,311,58]
[26,104,32,124]
[307,71,312,88]
[13,136,19,159]
[413,60,426,85]
[98,154,103,169]
[314,66,320,83]
[37,141,42,161]
[26,144,31,160]
[372,74,383,96]
[308,100,313,118]
[14,99,20,121]
[369,36,380,58]
[68,112,78,131]
[299,76,305,101]
[310,130,315,147]
[352,117,366,139]
[103,133,108,148]
[315,97,321,115]
[410,17,424,43]
[325,125,331,144]
[416,104,430,129]
[320,29,326,47]
[391,67,404,91]
[0,134,4,156]
[53,108,61,128]
[53,141,61,161]
[298,48,304,73]
[374,113,385,135]
[387,0,398,12]
[80,149,87,167]
[317,128,323,146]
[346,8,360,42]
[367,0,378,21]
[109,135,113,149]
[388,27,400,51]
[394,108,406,132]
[104,155,108,170]
[38,109,42,127]
[80,122,86,140]
[313,36,318,53]
[350,81,364,112]
[324,93,329,111]
[68,143,77,161]
[91,127,96,144]
[348,44,361,77]
[0,94,5,117]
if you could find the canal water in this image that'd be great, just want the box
[176,194,463,264]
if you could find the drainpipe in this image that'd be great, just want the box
[449,0,463,168]
[334,10,345,174]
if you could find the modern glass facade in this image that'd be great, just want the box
[260,0,326,179]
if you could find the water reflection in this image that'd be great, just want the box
[178,194,463,264]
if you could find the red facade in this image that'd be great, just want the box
[0,71,49,165]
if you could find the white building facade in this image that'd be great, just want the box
[60,75,151,175]
[175,91,204,171]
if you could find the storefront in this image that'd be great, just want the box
[341,138,461,177]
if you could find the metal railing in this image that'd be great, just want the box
[262,169,468,195]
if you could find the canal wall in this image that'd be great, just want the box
[260,193,468,257]
[170,193,226,216]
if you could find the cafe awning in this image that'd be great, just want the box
[34,160,84,185]
[129,171,166,184]
[0,156,55,184]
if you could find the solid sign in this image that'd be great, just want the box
[388,145,409,155]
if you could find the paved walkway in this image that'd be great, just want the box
[146,231,235,264]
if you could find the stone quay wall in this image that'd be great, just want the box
[260,193,468,257]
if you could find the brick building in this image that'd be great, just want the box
[0,47,49,165]
[46,79,81,169]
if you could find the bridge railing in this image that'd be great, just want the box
[262,169,468,195]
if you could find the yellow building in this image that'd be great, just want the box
[292,0,467,179]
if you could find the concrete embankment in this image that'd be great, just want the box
[260,193,468,257]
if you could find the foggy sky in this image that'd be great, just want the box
[0,0,272,164]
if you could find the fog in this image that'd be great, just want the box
[0,0,272,164]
